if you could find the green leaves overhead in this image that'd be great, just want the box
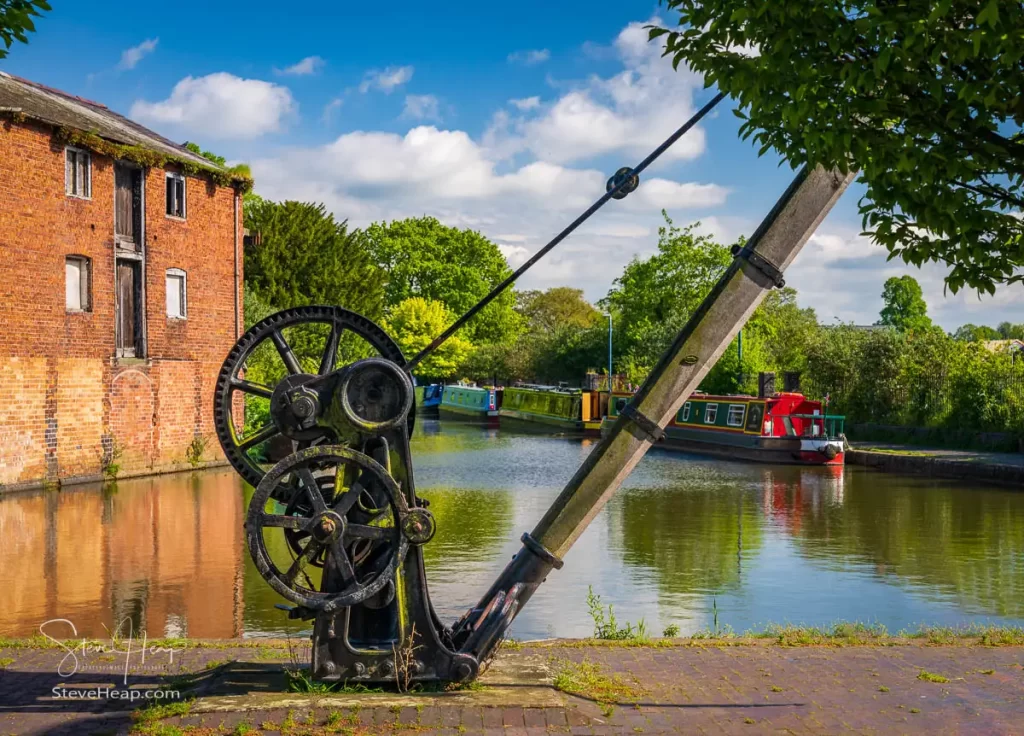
[0,0,49,58]
[654,0,1024,294]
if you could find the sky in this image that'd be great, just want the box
[5,0,1021,330]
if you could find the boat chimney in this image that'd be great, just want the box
[758,372,776,398]
[783,371,801,393]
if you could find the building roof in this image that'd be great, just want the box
[0,72,219,170]
[983,339,1024,353]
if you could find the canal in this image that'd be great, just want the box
[1,420,1022,641]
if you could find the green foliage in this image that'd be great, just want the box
[953,323,1002,341]
[383,297,473,378]
[601,212,734,378]
[0,0,48,58]
[365,216,522,345]
[185,435,207,468]
[653,0,1024,295]
[517,287,602,333]
[244,199,385,319]
[53,128,253,192]
[878,276,933,333]
[997,322,1024,340]
[586,586,648,641]
[662,623,681,637]
[183,142,226,167]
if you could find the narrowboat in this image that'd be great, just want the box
[602,390,845,465]
[413,383,444,414]
[499,384,604,433]
[439,384,501,422]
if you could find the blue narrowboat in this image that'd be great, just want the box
[440,385,501,422]
[414,383,444,414]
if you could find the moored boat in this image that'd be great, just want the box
[498,384,602,433]
[414,383,444,414]
[440,384,501,422]
[602,390,845,465]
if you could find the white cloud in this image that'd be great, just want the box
[486,19,707,165]
[359,66,414,94]
[508,49,550,65]
[322,97,343,124]
[402,94,441,121]
[118,38,158,70]
[498,244,530,267]
[130,73,295,139]
[276,56,325,76]
[785,218,1024,329]
[509,96,541,111]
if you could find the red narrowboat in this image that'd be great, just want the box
[602,391,845,466]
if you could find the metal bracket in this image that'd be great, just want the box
[620,403,665,443]
[521,532,564,570]
[731,245,786,289]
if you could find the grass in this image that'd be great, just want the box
[131,698,193,730]
[286,668,384,695]
[917,669,950,683]
[857,447,936,457]
[552,657,646,704]
[587,586,649,642]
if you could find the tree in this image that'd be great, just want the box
[516,287,602,333]
[997,322,1024,340]
[244,199,385,319]
[364,217,522,345]
[953,324,1001,341]
[383,298,472,379]
[0,0,48,58]
[653,1,1024,294]
[878,276,932,332]
[600,212,734,377]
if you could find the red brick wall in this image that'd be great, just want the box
[0,118,243,490]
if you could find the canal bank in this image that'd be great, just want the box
[848,443,1024,488]
[1,635,1022,735]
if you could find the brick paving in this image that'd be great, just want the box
[0,640,1022,734]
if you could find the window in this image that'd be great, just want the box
[65,148,91,198]
[704,403,718,424]
[166,269,186,318]
[65,256,90,311]
[166,172,186,218]
[727,404,745,427]
[681,402,691,422]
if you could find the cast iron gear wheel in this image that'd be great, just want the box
[246,445,411,612]
[213,305,414,490]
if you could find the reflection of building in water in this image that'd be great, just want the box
[0,471,243,638]
[760,466,845,534]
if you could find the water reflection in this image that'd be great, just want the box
[0,421,1022,640]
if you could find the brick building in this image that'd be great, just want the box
[0,72,246,492]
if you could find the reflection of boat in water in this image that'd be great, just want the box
[439,384,501,424]
[603,390,846,466]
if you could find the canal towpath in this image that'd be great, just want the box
[847,441,1024,487]
[1,635,1023,735]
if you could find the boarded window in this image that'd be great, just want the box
[166,269,186,318]
[65,256,90,311]
[704,403,718,424]
[166,173,186,218]
[115,164,143,246]
[116,259,143,357]
[65,148,91,198]
[727,404,745,427]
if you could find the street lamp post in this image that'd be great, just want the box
[604,313,613,393]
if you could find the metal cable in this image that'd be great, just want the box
[403,90,728,372]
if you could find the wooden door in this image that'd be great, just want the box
[115,165,134,243]
[116,261,136,357]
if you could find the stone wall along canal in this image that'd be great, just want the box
[1,419,1022,641]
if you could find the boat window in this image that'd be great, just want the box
[681,402,691,422]
[704,403,718,424]
[744,403,763,433]
[615,398,627,414]
[782,416,796,436]
[727,405,745,427]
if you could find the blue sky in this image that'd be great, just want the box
[5,1,1021,329]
